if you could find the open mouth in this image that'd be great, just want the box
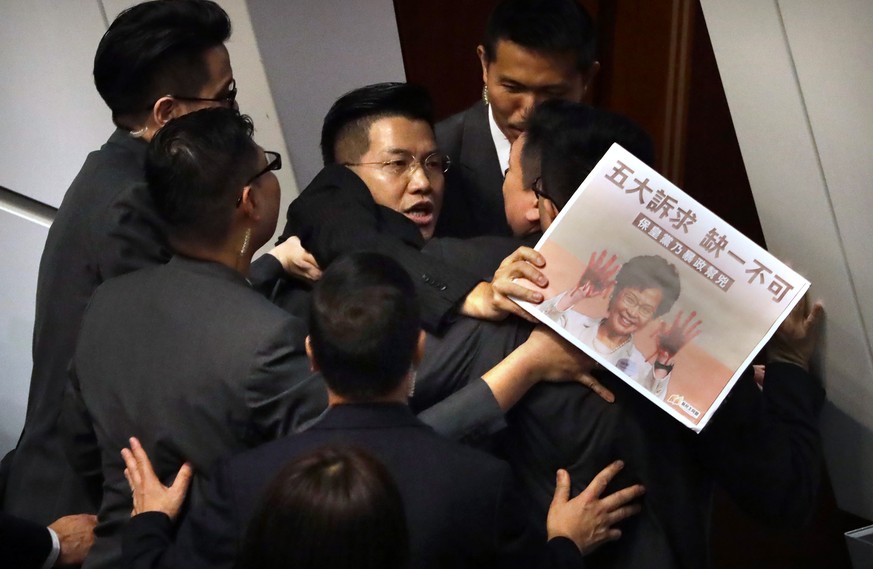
[404,201,434,227]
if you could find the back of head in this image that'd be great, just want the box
[320,82,434,165]
[309,252,420,401]
[94,0,231,128]
[483,0,597,72]
[524,99,654,210]
[238,445,409,569]
[145,107,258,247]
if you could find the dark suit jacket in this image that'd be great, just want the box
[0,513,54,569]
[122,403,583,569]
[500,363,825,569]
[280,164,484,334]
[62,255,327,569]
[435,100,512,238]
[3,129,169,524]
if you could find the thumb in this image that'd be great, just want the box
[170,462,193,497]
[805,301,824,331]
[551,469,570,508]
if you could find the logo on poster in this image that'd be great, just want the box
[667,394,701,418]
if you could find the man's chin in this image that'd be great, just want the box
[418,225,435,241]
[504,125,524,143]
[404,213,436,241]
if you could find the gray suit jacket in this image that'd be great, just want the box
[3,129,169,524]
[63,255,326,569]
[436,100,512,237]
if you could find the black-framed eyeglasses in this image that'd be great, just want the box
[344,152,451,178]
[148,79,238,110]
[236,150,282,207]
[530,176,561,208]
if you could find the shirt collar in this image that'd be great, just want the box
[487,104,511,177]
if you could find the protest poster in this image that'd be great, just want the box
[515,143,809,431]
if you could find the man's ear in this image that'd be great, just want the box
[582,61,601,96]
[477,45,490,84]
[305,336,320,372]
[524,200,541,224]
[237,185,256,216]
[411,330,426,367]
[152,96,179,129]
[538,198,560,231]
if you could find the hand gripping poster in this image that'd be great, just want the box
[514,144,809,431]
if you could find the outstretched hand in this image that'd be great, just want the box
[121,437,192,520]
[547,461,645,555]
[557,250,619,311]
[651,310,702,365]
[268,236,322,283]
[767,295,824,371]
[461,247,547,322]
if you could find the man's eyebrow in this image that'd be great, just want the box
[381,147,438,156]
[498,76,526,87]
[499,75,570,92]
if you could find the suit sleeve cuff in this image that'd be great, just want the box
[547,536,585,567]
[418,378,507,443]
[41,527,60,569]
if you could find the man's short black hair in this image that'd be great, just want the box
[309,253,421,401]
[482,0,597,72]
[612,255,681,318]
[94,0,231,128]
[145,107,259,246]
[524,99,654,210]
[320,82,434,165]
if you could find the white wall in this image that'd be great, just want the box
[700,0,873,520]
[0,1,109,208]
[246,0,406,186]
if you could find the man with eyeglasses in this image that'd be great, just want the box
[60,107,326,569]
[282,82,547,332]
[276,82,619,443]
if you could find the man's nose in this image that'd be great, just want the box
[407,162,432,192]
[532,92,552,106]
[518,93,537,119]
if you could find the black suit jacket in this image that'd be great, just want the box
[0,513,54,569]
[62,256,327,569]
[500,363,825,569]
[3,129,169,524]
[435,100,512,238]
[280,164,483,334]
[122,403,583,569]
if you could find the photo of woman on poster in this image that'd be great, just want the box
[541,249,702,399]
